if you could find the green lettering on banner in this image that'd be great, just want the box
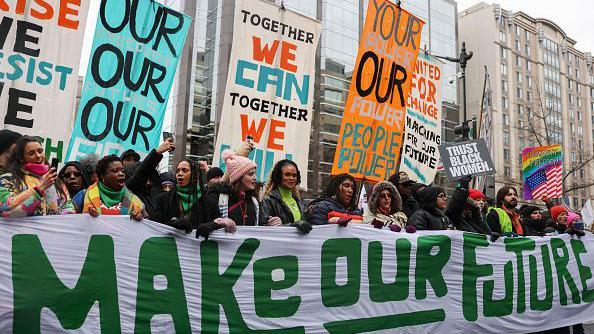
[200,239,303,334]
[528,245,553,311]
[254,255,301,318]
[321,238,362,307]
[415,235,450,300]
[134,237,191,333]
[368,239,411,302]
[462,233,492,321]
[505,237,535,314]
[322,309,446,334]
[483,260,513,317]
[551,238,581,305]
[12,234,121,333]
[570,239,594,303]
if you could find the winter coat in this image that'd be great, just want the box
[445,187,491,234]
[307,196,363,225]
[151,188,205,230]
[486,207,526,235]
[125,149,165,219]
[260,188,306,225]
[407,187,450,230]
[198,182,259,238]
[401,193,421,218]
[522,218,547,236]
[363,181,406,228]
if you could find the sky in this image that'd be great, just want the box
[456,0,594,53]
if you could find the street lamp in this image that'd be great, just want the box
[433,41,473,141]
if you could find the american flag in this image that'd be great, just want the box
[526,164,563,199]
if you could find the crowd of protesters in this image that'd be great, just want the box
[0,129,590,332]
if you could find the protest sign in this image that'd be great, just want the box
[439,138,495,180]
[2,216,594,333]
[331,0,424,182]
[0,1,89,161]
[400,53,442,184]
[212,0,321,186]
[66,0,191,161]
[522,144,563,200]
[581,199,594,229]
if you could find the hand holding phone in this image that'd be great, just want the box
[50,158,59,171]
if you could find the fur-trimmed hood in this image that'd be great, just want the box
[368,181,403,215]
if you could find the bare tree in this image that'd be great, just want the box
[513,75,594,197]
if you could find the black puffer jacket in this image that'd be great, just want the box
[445,187,490,234]
[125,149,164,219]
[260,188,306,225]
[307,197,363,225]
[198,182,259,238]
[151,188,205,231]
[523,218,546,236]
[401,193,421,218]
[407,187,450,230]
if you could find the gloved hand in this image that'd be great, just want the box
[292,220,312,234]
[169,217,193,233]
[371,219,384,229]
[490,232,501,242]
[567,227,586,237]
[404,225,416,233]
[337,218,351,227]
[389,224,401,232]
[458,175,472,189]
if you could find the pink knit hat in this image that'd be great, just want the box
[567,212,581,226]
[222,150,257,184]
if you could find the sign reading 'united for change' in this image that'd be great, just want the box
[439,138,495,180]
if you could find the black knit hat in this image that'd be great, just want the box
[519,205,540,219]
[206,167,224,182]
[0,130,22,155]
[120,149,140,163]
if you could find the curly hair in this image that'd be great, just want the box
[323,173,358,210]
[264,159,301,198]
[95,155,122,182]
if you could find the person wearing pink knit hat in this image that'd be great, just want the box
[197,150,259,239]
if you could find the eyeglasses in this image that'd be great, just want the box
[63,172,82,178]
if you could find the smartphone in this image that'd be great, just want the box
[246,135,253,140]
[50,158,59,171]
[162,131,174,141]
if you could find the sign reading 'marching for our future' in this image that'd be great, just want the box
[1,216,594,333]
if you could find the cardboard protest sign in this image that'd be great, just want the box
[212,0,321,187]
[401,53,442,184]
[0,1,89,161]
[439,138,495,180]
[66,0,191,161]
[3,216,594,333]
[331,0,424,182]
[522,144,563,200]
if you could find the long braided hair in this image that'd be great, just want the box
[176,159,205,218]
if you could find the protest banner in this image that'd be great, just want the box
[439,138,495,180]
[2,216,594,333]
[522,144,563,200]
[331,0,424,182]
[581,199,594,229]
[0,1,89,161]
[65,0,191,161]
[212,0,321,186]
[400,53,442,184]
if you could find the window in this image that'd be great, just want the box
[568,78,573,90]
[578,111,582,121]
[517,104,524,116]
[515,55,521,67]
[504,166,511,178]
[500,31,507,43]
[502,113,510,126]
[502,97,509,109]
[501,47,508,59]
[515,40,521,51]
[568,65,573,76]
[504,148,511,161]
[516,25,521,36]
[517,87,523,98]
[576,69,581,80]
[501,63,508,76]
[503,131,510,145]
[578,97,582,107]
[527,92,532,102]
[572,152,577,163]
[578,125,583,135]
[569,94,573,104]
[525,45,531,57]
[526,60,531,72]
[577,83,581,94]
[525,29,530,41]
[516,71,522,83]
[501,80,508,93]
[527,76,532,87]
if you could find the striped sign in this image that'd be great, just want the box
[522,145,563,200]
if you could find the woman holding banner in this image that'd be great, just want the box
[0,136,74,217]
[260,159,311,234]
[76,155,146,220]
[198,150,259,239]
[307,173,363,225]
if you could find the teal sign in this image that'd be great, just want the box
[66,0,191,161]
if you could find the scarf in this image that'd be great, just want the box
[279,187,301,222]
[176,184,202,214]
[98,182,125,208]
[503,205,523,235]
[24,163,49,176]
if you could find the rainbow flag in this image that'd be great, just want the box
[521,145,563,200]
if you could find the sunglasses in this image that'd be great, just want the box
[63,171,82,178]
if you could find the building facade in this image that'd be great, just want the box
[179,0,460,194]
[459,2,594,207]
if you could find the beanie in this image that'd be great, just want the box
[206,167,224,182]
[567,212,581,226]
[222,150,257,184]
[519,205,540,219]
[468,189,486,200]
[550,206,567,223]
[160,172,174,185]
[0,130,22,155]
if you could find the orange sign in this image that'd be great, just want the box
[331,0,424,181]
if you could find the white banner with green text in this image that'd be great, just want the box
[0,215,593,333]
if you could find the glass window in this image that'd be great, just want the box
[501,47,508,59]
[501,63,508,76]
[502,113,509,126]
[500,31,507,43]
[502,97,509,109]
[503,131,510,145]
[516,55,521,67]
[504,148,510,160]
[525,45,531,57]
[515,40,521,51]
[504,166,511,178]
[526,59,531,71]
[501,80,508,93]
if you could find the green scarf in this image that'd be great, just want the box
[176,184,202,214]
[98,182,125,208]
[279,187,301,222]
